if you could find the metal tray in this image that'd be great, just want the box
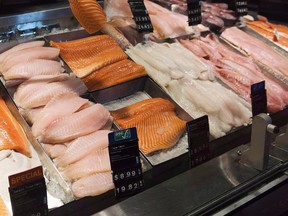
[89,76,193,166]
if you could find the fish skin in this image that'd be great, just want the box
[72,172,114,198]
[2,46,60,72]
[0,97,31,157]
[17,75,87,109]
[62,148,111,181]
[55,130,110,168]
[31,92,89,138]
[0,40,45,71]
[3,59,64,80]
[40,103,110,143]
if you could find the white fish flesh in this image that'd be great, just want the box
[72,172,114,198]
[55,130,111,168]
[40,103,110,143]
[42,143,67,159]
[62,148,111,181]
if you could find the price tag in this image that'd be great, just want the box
[186,115,211,168]
[8,166,48,216]
[187,0,202,26]
[250,81,267,116]
[108,128,144,198]
[128,0,154,33]
[233,0,248,16]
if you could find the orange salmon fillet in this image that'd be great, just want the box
[81,59,147,91]
[111,98,186,154]
[51,35,127,78]
[69,0,107,34]
[0,97,31,157]
[0,196,10,216]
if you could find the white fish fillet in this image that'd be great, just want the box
[2,46,60,72]
[19,107,44,125]
[40,103,110,143]
[32,92,89,138]
[14,74,69,107]
[0,40,45,70]
[17,75,87,109]
[3,59,64,80]
[62,148,111,181]
[55,129,110,168]
[42,143,67,159]
[72,172,114,198]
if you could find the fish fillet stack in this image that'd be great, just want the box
[126,41,251,137]
[246,20,288,51]
[105,0,197,39]
[51,35,147,91]
[221,27,288,82]
[0,40,64,88]
[179,34,288,112]
[0,41,115,198]
[111,98,186,155]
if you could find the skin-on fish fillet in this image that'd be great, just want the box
[50,35,127,78]
[68,0,107,34]
[62,148,111,181]
[81,59,146,91]
[32,92,89,138]
[55,130,110,168]
[3,59,65,80]
[0,97,31,157]
[111,98,186,155]
[40,103,110,143]
[72,172,114,198]
[0,40,45,71]
[1,46,60,73]
[221,27,288,78]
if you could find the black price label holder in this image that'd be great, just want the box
[250,81,267,116]
[8,166,48,216]
[186,115,211,168]
[233,0,248,16]
[108,127,144,198]
[187,0,202,26]
[128,0,154,33]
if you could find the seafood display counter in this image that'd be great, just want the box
[0,1,288,216]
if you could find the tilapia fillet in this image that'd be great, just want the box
[50,35,127,78]
[0,97,31,157]
[111,98,186,154]
[72,172,114,198]
[81,59,146,91]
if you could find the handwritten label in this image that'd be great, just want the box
[250,81,267,116]
[9,166,48,216]
[128,0,153,33]
[187,115,211,168]
[187,0,202,26]
[108,128,144,198]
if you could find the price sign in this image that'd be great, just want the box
[9,166,48,216]
[128,0,153,33]
[187,115,211,168]
[108,128,144,198]
[250,81,267,116]
[233,0,248,16]
[187,0,202,26]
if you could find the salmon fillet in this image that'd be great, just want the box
[51,35,127,78]
[0,97,31,157]
[69,0,107,34]
[111,98,186,155]
[81,59,146,91]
